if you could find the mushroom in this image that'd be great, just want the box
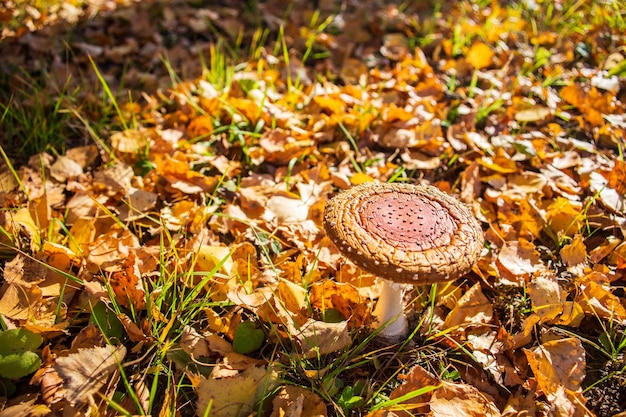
[323,182,484,341]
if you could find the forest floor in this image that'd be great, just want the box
[1,0,626,416]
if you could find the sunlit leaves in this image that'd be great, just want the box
[1,0,626,415]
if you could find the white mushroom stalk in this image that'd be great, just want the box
[323,182,484,341]
[371,281,408,339]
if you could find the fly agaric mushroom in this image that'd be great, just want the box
[323,182,484,340]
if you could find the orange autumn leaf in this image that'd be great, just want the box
[228,97,261,122]
[607,158,626,195]
[313,95,347,115]
[466,41,494,69]
[545,197,582,237]
[560,235,589,276]
[524,338,592,415]
[575,279,626,324]
[109,251,146,310]
[560,83,585,108]
[187,114,214,139]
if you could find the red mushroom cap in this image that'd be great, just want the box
[323,182,484,284]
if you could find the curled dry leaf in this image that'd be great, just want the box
[575,279,626,325]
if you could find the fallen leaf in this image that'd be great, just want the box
[515,106,552,123]
[430,381,500,417]
[466,41,494,69]
[524,338,590,415]
[575,279,626,324]
[528,274,563,323]
[270,385,328,417]
[196,365,277,417]
[109,251,146,310]
[297,318,352,358]
[496,239,543,284]
[560,235,589,276]
[54,344,127,405]
[443,283,493,330]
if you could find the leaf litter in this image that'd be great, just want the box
[1,0,626,416]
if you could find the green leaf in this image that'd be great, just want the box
[0,351,41,379]
[0,377,16,397]
[0,328,43,356]
[89,301,124,340]
[321,308,345,323]
[232,321,264,354]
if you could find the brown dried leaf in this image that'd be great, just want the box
[270,385,327,417]
[528,274,563,323]
[430,381,500,417]
[196,365,277,417]
[181,325,211,359]
[496,239,543,285]
[54,344,127,405]
[297,318,352,359]
[524,338,590,415]
[443,283,493,329]
[86,226,140,273]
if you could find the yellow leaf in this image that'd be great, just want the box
[560,235,588,276]
[525,338,585,393]
[466,42,494,70]
[196,365,277,417]
[277,278,308,317]
[443,283,493,329]
[349,172,375,185]
[551,301,584,327]
[545,197,582,237]
[528,274,562,323]
[195,245,233,276]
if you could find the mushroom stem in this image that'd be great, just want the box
[372,280,409,340]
